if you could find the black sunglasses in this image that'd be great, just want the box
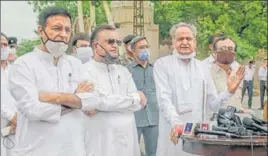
[106,39,122,46]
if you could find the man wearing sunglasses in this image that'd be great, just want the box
[79,24,147,156]
[71,33,93,63]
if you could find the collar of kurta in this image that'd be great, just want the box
[91,58,111,70]
[131,61,153,68]
[35,47,67,64]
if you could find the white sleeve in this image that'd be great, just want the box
[77,65,141,112]
[8,60,61,123]
[205,66,233,111]
[153,59,181,127]
[1,86,16,121]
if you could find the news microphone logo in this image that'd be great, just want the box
[200,123,209,130]
[182,122,195,136]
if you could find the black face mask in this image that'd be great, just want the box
[97,43,119,64]
[214,51,235,65]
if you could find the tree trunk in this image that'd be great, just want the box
[77,1,85,32]
[89,1,96,33]
[102,1,114,27]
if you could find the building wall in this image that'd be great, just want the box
[111,1,160,62]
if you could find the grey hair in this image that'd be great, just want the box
[129,36,147,50]
[169,22,197,38]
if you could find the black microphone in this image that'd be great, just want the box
[194,126,241,138]
[212,125,253,136]
[251,114,268,125]
[218,118,237,127]
[242,117,268,133]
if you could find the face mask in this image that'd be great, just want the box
[137,49,150,61]
[215,51,234,65]
[173,49,196,59]
[45,40,68,57]
[1,47,9,60]
[9,48,17,54]
[76,47,93,63]
[97,43,119,64]
[41,28,68,57]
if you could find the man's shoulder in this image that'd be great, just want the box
[155,55,173,65]
[13,50,38,66]
[65,55,82,66]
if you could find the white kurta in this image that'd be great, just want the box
[8,48,86,156]
[1,65,18,156]
[153,54,233,156]
[78,59,142,156]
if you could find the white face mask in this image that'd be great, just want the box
[76,47,93,63]
[9,48,17,54]
[1,47,9,60]
[173,49,196,59]
[45,40,68,57]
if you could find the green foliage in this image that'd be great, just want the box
[17,39,41,56]
[153,1,267,60]
[25,1,267,61]
[27,1,107,25]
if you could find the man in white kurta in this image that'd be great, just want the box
[8,7,94,156]
[1,32,18,156]
[153,22,245,156]
[79,25,147,156]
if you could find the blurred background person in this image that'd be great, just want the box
[241,60,256,109]
[7,37,18,64]
[71,32,93,63]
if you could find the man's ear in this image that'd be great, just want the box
[209,44,213,51]
[37,25,43,35]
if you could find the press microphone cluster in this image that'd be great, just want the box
[215,106,268,136]
[180,106,268,138]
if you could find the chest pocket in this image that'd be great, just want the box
[116,74,129,94]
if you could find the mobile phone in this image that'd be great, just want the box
[1,126,11,137]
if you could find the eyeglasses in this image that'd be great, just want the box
[105,39,122,46]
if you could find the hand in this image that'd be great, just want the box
[85,110,98,117]
[240,108,254,114]
[10,113,17,125]
[137,91,147,107]
[227,66,245,94]
[170,124,184,145]
[10,123,16,134]
[75,81,94,93]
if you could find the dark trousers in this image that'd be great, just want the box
[137,125,158,156]
[260,80,267,108]
[241,80,253,108]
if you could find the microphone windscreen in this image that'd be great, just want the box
[218,108,227,115]
[176,126,184,135]
[242,117,254,126]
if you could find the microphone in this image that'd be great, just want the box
[242,117,268,133]
[181,122,241,138]
[217,118,236,127]
[251,114,268,125]
[212,125,253,136]
[194,126,241,138]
